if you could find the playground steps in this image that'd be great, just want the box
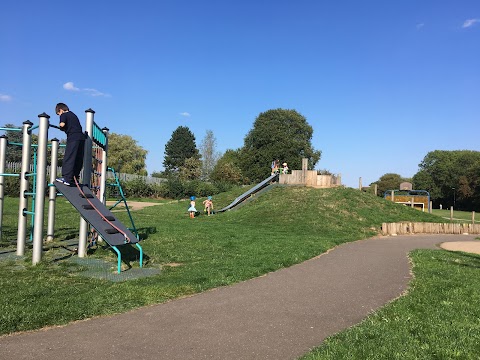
[54,182,139,246]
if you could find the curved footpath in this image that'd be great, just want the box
[1,234,478,360]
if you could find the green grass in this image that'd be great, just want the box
[301,249,480,359]
[431,209,478,223]
[1,185,477,358]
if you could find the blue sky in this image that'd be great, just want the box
[1,1,479,188]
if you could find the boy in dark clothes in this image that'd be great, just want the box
[55,103,85,186]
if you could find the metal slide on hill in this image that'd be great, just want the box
[54,182,142,272]
[216,173,279,213]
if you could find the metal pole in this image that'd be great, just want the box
[16,121,33,255]
[100,127,109,205]
[32,113,49,265]
[46,138,59,242]
[0,135,8,240]
[78,109,94,258]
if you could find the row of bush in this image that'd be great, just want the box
[1,176,235,200]
[107,178,235,199]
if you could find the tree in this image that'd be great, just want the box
[240,109,321,182]
[1,123,40,164]
[199,130,220,180]
[179,157,202,181]
[163,126,200,175]
[413,150,480,210]
[370,173,408,197]
[2,124,24,163]
[150,171,164,178]
[210,149,244,184]
[107,133,148,175]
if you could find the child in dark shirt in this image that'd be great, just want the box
[55,103,85,186]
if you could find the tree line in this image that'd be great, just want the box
[158,108,321,185]
[1,109,321,198]
[371,150,480,211]
[4,111,477,209]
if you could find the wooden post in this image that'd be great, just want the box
[374,184,378,196]
[411,197,414,208]
[302,158,308,185]
[359,177,362,190]
[450,206,453,221]
[391,190,395,203]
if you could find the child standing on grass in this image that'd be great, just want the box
[188,196,197,218]
[203,196,214,216]
[55,103,85,186]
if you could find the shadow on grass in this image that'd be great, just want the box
[136,226,157,241]
[440,250,480,268]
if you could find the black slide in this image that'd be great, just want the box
[54,182,139,246]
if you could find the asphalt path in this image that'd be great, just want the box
[0,234,476,360]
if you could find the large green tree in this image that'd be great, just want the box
[163,126,200,175]
[370,173,410,197]
[210,149,244,184]
[413,150,480,210]
[240,109,321,182]
[107,133,148,175]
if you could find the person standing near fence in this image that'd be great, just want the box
[271,159,279,175]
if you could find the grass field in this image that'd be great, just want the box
[301,248,480,359]
[431,208,477,223]
[1,185,479,358]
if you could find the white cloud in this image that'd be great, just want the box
[180,112,191,117]
[0,94,13,102]
[63,82,80,91]
[63,82,111,97]
[462,19,479,28]
[84,88,111,97]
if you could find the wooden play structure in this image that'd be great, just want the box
[384,182,431,212]
[277,158,341,188]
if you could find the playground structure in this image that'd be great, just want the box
[278,158,341,188]
[106,166,138,238]
[384,184,431,213]
[0,110,142,273]
[217,173,279,212]
[217,158,341,213]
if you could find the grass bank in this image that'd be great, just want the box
[0,186,449,336]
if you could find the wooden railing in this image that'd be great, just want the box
[382,222,480,236]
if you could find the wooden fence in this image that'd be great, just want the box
[279,171,341,188]
[382,222,480,235]
[277,159,341,188]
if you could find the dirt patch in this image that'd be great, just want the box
[106,201,163,211]
[440,241,480,255]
